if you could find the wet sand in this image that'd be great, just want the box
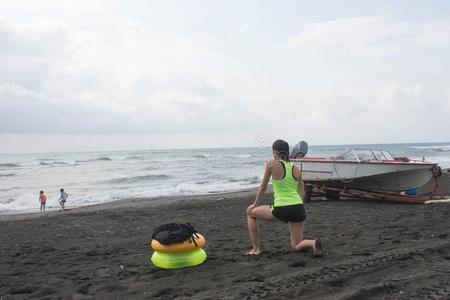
[1,175,450,299]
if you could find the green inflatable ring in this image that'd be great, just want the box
[151,248,207,269]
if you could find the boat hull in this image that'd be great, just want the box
[293,160,436,192]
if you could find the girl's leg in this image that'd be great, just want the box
[246,214,259,255]
[246,205,276,255]
[289,222,322,256]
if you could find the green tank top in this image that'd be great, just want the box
[272,160,303,207]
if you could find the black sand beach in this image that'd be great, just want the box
[1,176,450,299]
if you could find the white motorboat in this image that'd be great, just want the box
[292,149,437,192]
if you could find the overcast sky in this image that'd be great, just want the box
[1,0,449,152]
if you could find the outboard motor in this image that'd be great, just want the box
[290,141,308,159]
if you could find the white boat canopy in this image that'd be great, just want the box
[336,149,394,162]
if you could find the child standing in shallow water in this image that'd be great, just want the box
[246,139,322,256]
[59,188,68,210]
[39,191,47,211]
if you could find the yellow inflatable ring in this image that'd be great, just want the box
[151,234,206,253]
[151,248,207,269]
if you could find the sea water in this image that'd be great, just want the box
[0,142,449,214]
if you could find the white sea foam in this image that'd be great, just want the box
[422,156,450,168]
[225,154,253,159]
[192,153,211,159]
[408,145,450,151]
[0,193,39,212]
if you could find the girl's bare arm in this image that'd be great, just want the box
[295,166,305,199]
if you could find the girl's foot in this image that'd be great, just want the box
[313,239,323,257]
[244,249,262,256]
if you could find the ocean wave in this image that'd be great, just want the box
[172,158,196,162]
[39,161,68,166]
[192,153,211,159]
[244,159,266,166]
[0,173,15,177]
[95,157,113,161]
[76,157,113,163]
[314,147,347,151]
[0,163,21,168]
[173,178,260,195]
[195,180,210,185]
[0,193,36,212]
[408,145,450,152]
[417,156,450,168]
[228,176,260,184]
[225,154,253,159]
[106,174,171,184]
[125,156,145,160]
[0,198,15,204]
[141,166,158,171]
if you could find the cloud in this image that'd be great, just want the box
[0,1,254,134]
[286,16,450,57]
[0,79,250,134]
[274,81,450,144]
[238,23,252,33]
[0,2,449,148]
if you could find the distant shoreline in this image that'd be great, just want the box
[2,169,450,218]
[0,188,260,222]
[2,171,449,220]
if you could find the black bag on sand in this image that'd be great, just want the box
[152,223,200,246]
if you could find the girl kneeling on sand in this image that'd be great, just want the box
[246,139,322,256]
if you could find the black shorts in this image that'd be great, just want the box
[271,204,306,223]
